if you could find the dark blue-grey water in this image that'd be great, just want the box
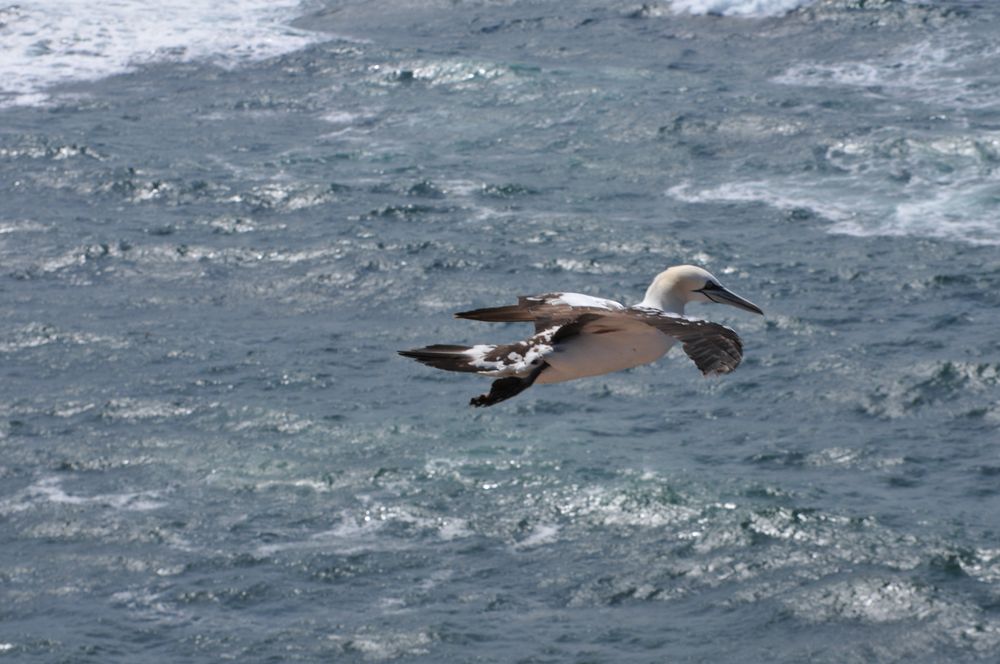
[2,0,999,661]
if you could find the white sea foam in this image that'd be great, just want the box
[0,0,322,108]
[0,220,46,234]
[785,577,945,623]
[0,322,130,353]
[377,60,514,87]
[668,171,1000,246]
[513,523,560,549]
[774,34,1000,109]
[102,398,195,421]
[331,630,433,661]
[0,476,167,513]
[257,518,387,556]
[669,0,816,17]
[255,504,469,556]
[437,518,473,541]
[668,180,860,223]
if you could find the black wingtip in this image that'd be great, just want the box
[452,305,535,323]
[454,308,502,320]
[398,345,484,373]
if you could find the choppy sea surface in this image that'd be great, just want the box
[2,0,999,661]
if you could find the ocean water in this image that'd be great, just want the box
[2,0,999,661]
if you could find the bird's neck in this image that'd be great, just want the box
[639,285,686,315]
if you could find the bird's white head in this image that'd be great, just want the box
[639,265,764,316]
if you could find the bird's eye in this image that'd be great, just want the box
[701,281,721,291]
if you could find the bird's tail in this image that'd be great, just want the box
[397,344,488,373]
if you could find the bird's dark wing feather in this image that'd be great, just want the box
[455,293,624,333]
[624,307,744,375]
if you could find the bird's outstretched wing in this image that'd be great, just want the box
[455,293,625,332]
[624,307,744,375]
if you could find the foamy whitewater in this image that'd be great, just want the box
[0,0,321,107]
[670,0,815,16]
[2,0,1000,662]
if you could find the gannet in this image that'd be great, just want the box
[399,265,763,407]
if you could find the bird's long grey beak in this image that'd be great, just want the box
[705,286,764,315]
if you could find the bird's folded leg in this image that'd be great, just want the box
[470,363,548,407]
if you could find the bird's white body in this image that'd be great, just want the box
[535,312,675,384]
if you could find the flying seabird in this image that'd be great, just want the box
[399,265,763,407]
